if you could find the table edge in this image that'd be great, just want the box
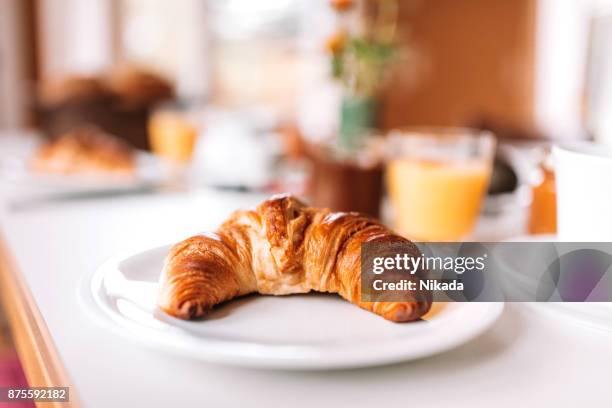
[0,232,80,408]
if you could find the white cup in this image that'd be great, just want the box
[553,142,612,241]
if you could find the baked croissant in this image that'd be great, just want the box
[30,127,135,176]
[158,195,432,322]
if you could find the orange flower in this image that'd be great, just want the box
[325,31,347,54]
[330,0,354,12]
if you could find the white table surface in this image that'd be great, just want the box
[1,186,611,407]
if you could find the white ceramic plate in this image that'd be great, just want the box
[0,136,170,193]
[83,245,504,370]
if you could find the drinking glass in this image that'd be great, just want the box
[385,128,496,241]
[148,103,199,164]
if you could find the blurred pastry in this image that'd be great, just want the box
[158,194,432,322]
[106,66,174,108]
[37,67,175,150]
[38,75,111,107]
[30,127,135,176]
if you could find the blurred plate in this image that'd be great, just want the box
[504,234,612,332]
[82,244,504,370]
[0,135,170,194]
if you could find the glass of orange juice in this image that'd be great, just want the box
[148,103,199,164]
[385,128,496,241]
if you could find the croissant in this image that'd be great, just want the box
[158,195,432,322]
[30,127,135,176]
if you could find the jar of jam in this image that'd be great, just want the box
[528,150,556,235]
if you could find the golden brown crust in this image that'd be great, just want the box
[38,75,111,106]
[105,66,174,107]
[30,127,135,176]
[158,194,432,322]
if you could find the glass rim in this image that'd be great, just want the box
[388,126,495,142]
[306,137,386,168]
[385,127,497,161]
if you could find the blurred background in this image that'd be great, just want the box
[6,0,612,244]
[3,0,609,138]
[5,0,612,242]
[1,0,612,257]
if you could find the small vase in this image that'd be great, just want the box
[339,95,378,150]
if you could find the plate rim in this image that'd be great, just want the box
[0,148,168,192]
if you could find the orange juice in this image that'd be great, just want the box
[148,112,198,163]
[387,159,491,241]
